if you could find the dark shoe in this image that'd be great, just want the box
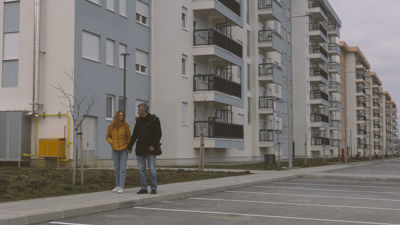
[137,189,148,194]
[150,189,157,195]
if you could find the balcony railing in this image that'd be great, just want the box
[193,74,241,98]
[356,87,366,94]
[311,137,330,146]
[309,45,328,58]
[259,97,274,109]
[310,67,328,80]
[311,113,329,123]
[259,63,281,76]
[330,139,341,146]
[328,62,340,71]
[217,0,241,16]
[308,0,328,15]
[194,29,243,58]
[194,120,243,139]
[259,129,274,141]
[357,102,366,108]
[258,0,273,9]
[258,29,274,42]
[309,22,327,36]
[310,90,329,101]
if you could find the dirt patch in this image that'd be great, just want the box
[0,167,250,203]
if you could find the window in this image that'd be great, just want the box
[119,96,127,112]
[106,0,114,11]
[82,31,100,62]
[181,55,187,75]
[119,0,127,17]
[118,43,127,68]
[3,33,18,60]
[88,0,101,5]
[246,0,250,24]
[136,1,149,26]
[106,95,115,120]
[247,63,250,91]
[248,97,251,123]
[106,39,115,66]
[136,50,148,74]
[181,102,188,125]
[238,114,244,125]
[182,7,187,29]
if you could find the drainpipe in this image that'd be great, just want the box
[32,0,41,115]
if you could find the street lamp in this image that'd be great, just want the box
[121,53,130,112]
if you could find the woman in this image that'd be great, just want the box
[106,111,131,194]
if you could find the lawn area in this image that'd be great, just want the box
[164,157,388,170]
[0,167,250,203]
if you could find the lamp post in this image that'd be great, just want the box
[121,53,130,112]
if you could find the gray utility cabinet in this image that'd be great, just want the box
[0,111,31,161]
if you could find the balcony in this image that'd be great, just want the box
[309,45,328,62]
[193,0,242,27]
[311,113,329,123]
[310,67,328,84]
[258,29,283,52]
[328,81,341,93]
[311,137,330,146]
[356,87,366,95]
[330,139,341,147]
[258,63,282,83]
[328,24,340,37]
[217,0,241,16]
[328,43,340,56]
[259,129,274,142]
[193,29,243,59]
[309,22,328,42]
[310,90,329,101]
[258,0,282,21]
[308,0,328,20]
[194,120,243,139]
[328,62,340,73]
[194,74,241,98]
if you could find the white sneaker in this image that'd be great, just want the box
[112,186,120,193]
[117,187,124,194]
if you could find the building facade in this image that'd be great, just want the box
[0,0,151,166]
[292,0,342,159]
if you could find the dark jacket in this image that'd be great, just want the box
[127,114,162,156]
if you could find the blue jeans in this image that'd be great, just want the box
[112,150,128,188]
[137,155,157,190]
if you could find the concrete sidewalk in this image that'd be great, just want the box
[0,159,395,225]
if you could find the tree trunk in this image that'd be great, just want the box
[80,125,84,185]
[72,128,78,185]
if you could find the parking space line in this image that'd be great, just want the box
[253,185,400,195]
[273,182,399,189]
[189,197,400,211]
[49,222,92,225]
[291,179,400,186]
[226,191,400,202]
[134,207,400,225]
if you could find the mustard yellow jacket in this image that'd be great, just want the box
[106,123,131,151]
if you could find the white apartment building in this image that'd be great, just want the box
[292,0,342,159]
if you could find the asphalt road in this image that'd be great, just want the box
[40,160,400,225]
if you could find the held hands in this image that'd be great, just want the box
[149,146,155,152]
[127,149,132,154]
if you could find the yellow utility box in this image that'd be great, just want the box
[39,138,66,159]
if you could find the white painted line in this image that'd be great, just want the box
[226,190,400,202]
[49,222,92,225]
[274,182,399,189]
[253,185,400,195]
[134,206,400,225]
[189,197,400,211]
[293,179,400,186]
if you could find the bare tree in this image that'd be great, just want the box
[51,71,98,185]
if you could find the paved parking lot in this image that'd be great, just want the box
[41,175,400,225]
[327,158,400,176]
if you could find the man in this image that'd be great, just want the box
[128,103,162,194]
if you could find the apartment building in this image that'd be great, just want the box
[340,41,371,158]
[250,0,293,161]
[0,0,151,166]
[382,91,398,156]
[368,72,384,157]
[292,0,342,159]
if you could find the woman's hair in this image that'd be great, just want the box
[111,110,128,129]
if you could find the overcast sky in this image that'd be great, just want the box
[330,0,400,111]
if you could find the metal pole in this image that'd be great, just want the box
[80,125,84,185]
[199,132,204,171]
[121,53,130,112]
